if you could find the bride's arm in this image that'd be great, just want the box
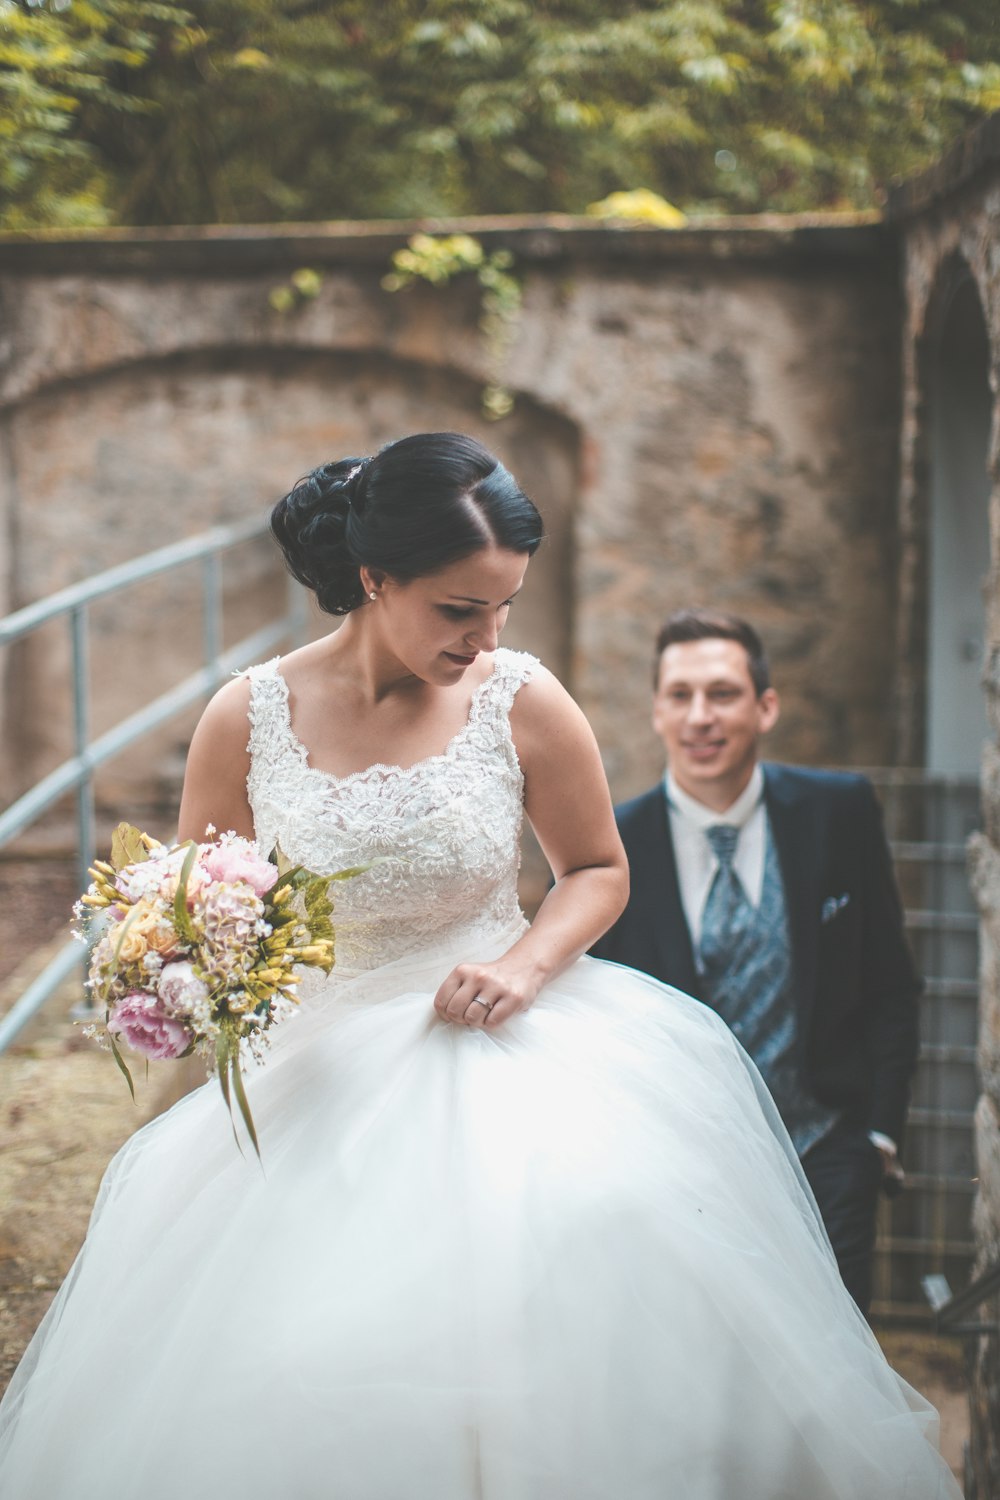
[434,666,629,1029]
[176,678,255,843]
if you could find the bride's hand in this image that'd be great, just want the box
[433,959,542,1030]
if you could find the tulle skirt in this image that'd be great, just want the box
[0,923,961,1498]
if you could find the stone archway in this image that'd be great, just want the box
[925,268,992,775]
[0,347,580,909]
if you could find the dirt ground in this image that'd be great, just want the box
[0,857,81,990]
[0,951,970,1487]
[0,959,203,1396]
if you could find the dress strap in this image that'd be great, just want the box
[472,648,538,720]
[243,657,286,755]
[242,660,294,853]
[467,650,538,777]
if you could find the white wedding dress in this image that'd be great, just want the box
[0,648,962,1499]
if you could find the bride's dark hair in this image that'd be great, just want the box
[270,431,544,617]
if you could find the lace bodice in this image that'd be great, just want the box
[245,648,536,972]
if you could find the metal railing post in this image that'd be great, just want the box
[202,551,223,686]
[70,604,94,899]
[0,514,304,1054]
[69,603,94,1014]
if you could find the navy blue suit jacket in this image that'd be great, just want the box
[591,764,921,1148]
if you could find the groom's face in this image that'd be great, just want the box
[652,638,780,807]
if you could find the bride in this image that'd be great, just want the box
[0,432,961,1498]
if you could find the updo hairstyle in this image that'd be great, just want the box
[270,432,544,616]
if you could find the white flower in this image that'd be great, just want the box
[157,960,210,1019]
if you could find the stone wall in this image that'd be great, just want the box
[0,214,902,849]
[890,117,1000,1496]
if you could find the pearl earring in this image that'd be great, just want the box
[369,591,377,601]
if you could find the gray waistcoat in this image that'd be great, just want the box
[700,822,839,1157]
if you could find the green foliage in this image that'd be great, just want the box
[384,233,521,418]
[268,265,322,312]
[0,0,190,229]
[3,0,999,229]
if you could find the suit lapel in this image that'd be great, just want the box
[763,764,822,1029]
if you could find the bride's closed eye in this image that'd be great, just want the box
[440,601,513,620]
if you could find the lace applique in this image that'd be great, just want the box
[245,648,537,971]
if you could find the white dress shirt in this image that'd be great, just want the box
[664,764,766,949]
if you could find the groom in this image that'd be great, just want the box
[592,607,921,1316]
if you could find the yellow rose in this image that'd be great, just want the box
[116,927,149,964]
[125,898,158,930]
[146,922,180,956]
[113,899,171,964]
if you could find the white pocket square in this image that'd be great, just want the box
[821,893,851,923]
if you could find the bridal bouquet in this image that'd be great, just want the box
[76,823,360,1155]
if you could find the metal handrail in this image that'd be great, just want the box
[0,514,308,1054]
[924,1261,1000,1336]
[0,517,269,646]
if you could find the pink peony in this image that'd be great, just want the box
[108,992,192,1061]
[198,839,277,898]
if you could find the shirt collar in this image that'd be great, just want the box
[664,763,765,832]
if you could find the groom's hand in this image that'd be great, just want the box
[870,1134,905,1198]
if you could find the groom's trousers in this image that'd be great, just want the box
[801,1121,885,1318]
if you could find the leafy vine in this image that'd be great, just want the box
[268,267,323,313]
[383,234,521,420]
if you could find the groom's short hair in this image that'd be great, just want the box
[654,608,771,696]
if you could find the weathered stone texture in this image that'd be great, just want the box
[0,222,901,824]
[983,740,1000,874]
[569,266,901,791]
[969,1098,1000,1496]
[971,834,1000,1101]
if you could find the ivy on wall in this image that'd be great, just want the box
[383,234,522,420]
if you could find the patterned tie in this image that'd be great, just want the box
[698,824,752,978]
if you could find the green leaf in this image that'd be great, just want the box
[172,841,199,946]
[290,266,321,298]
[216,1032,231,1108]
[215,1031,244,1158]
[268,284,295,313]
[110,822,149,872]
[108,1029,136,1102]
[230,1051,261,1163]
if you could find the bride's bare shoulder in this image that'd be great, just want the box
[190,672,255,751]
[508,662,594,749]
[179,672,259,841]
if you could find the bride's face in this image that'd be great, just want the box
[366,545,530,684]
